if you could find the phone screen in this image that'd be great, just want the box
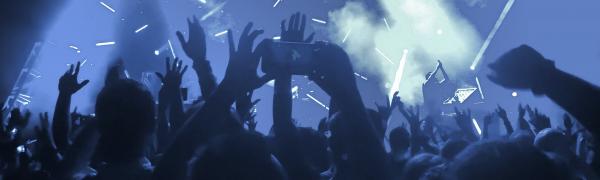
[261,41,315,75]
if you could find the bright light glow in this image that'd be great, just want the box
[475,77,484,99]
[167,40,176,58]
[375,47,394,65]
[306,94,329,110]
[470,0,515,70]
[214,30,228,37]
[154,50,160,56]
[199,0,207,4]
[95,41,115,46]
[388,49,409,101]
[472,118,482,135]
[436,29,443,35]
[99,2,116,13]
[272,36,281,40]
[134,24,149,33]
[311,18,327,24]
[512,91,518,97]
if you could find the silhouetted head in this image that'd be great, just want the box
[440,139,469,160]
[534,128,570,155]
[297,127,331,173]
[389,127,410,155]
[95,79,155,162]
[191,130,287,180]
[402,153,444,180]
[446,140,567,180]
[509,130,534,146]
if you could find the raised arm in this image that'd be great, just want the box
[154,23,269,180]
[53,62,89,152]
[496,105,514,135]
[310,42,389,179]
[488,44,600,172]
[176,16,217,99]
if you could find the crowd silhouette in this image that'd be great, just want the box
[0,13,599,180]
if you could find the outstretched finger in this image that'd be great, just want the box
[181,65,189,75]
[245,30,264,50]
[68,64,74,75]
[227,29,235,54]
[75,61,81,76]
[176,31,187,46]
[300,14,307,34]
[293,12,300,31]
[281,20,287,35]
[165,58,171,73]
[288,14,295,32]
[155,72,166,83]
[239,23,254,51]
[77,80,90,91]
[171,58,178,72]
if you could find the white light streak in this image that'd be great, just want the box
[81,59,88,66]
[354,72,368,80]
[470,0,515,70]
[18,93,31,98]
[273,36,281,40]
[214,30,228,37]
[475,77,484,99]
[306,94,329,110]
[383,18,391,31]
[311,18,327,24]
[291,86,299,99]
[199,0,207,4]
[99,2,116,13]
[388,49,409,101]
[472,118,482,135]
[167,40,176,58]
[201,2,227,21]
[273,0,281,7]
[135,24,149,33]
[375,47,394,65]
[68,45,79,50]
[95,41,115,46]
[342,28,352,43]
[124,70,130,79]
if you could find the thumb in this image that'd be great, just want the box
[77,80,90,91]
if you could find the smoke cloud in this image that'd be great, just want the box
[328,0,482,104]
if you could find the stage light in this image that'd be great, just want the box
[470,0,515,70]
[472,118,482,135]
[512,91,517,97]
[388,49,409,102]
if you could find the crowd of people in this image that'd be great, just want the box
[0,13,599,180]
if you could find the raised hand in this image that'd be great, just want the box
[221,23,270,95]
[487,45,555,94]
[527,107,551,133]
[496,105,508,121]
[8,108,31,132]
[155,57,188,91]
[176,16,206,61]
[454,108,477,141]
[59,61,89,95]
[281,12,315,43]
[376,91,400,121]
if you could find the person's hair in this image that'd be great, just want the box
[440,138,469,160]
[446,140,568,180]
[95,79,156,162]
[534,128,569,153]
[191,130,287,180]
[402,153,444,180]
[389,127,410,154]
